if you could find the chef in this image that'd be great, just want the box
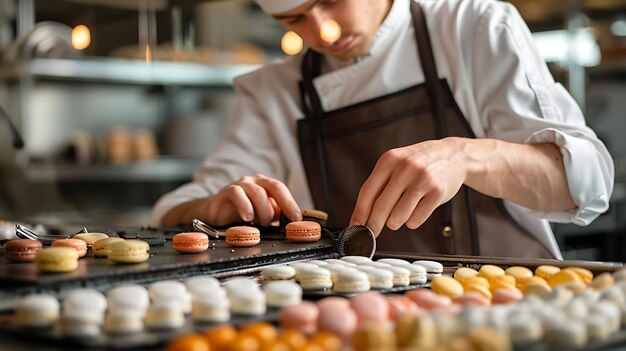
[151,0,614,258]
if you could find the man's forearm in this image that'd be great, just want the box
[461,138,576,211]
[161,198,208,227]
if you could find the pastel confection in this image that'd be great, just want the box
[307,259,329,266]
[413,260,443,280]
[317,297,358,342]
[464,282,493,300]
[63,288,107,317]
[395,312,438,349]
[350,291,389,325]
[458,305,488,329]
[561,279,587,293]
[535,265,561,280]
[35,247,79,273]
[298,266,333,290]
[325,258,357,266]
[600,286,625,307]
[166,334,211,351]
[4,239,43,262]
[240,322,278,345]
[405,288,452,310]
[591,301,621,333]
[108,239,150,263]
[341,256,373,265]
[403,264,428,285]
[545,287,574,307]
[505,266,533,286]
[261,265,297,281]
[466,327,510,351]
[492,288,523,304]
[263,280,303,307]
[106,284,150,315]
[72,232,109,246]
[301,209,328,226]
[453,291,490,307]
[612,268,626,282]
[325,264,356,283]
[172,232,209,253]
[317,296,352,310]
[547,269,581,287]
[309,331,342,351]
[460,276,490,289]
[545,319,588,348]
[578,287,601,305]
[144,300,185,329]
[431,276,464,298]
[453,267,479,281]
[92,237,125,257]
[385,266,411,287]
[563,267,593,284]
[191,289,230,323]
[590,272,615,291]
[183,276,222,296]
[285,221,321,242]
[61,308,102,336]
[104,309,144,334]
[333,269,370,293]
[203,325,238,350]
[15,294,60,328]
[478,265,505,279]
[227,334,261,351]
[149,280,192,314]
[377,258,411,266]
[563,297,589,319]
[586,314,612,342]
[355,266,394,290]
[430,309,461,341]
[352,323,396,351]
[522,282,552,298]
[279,301,319,335]
[387,296,420,321]
[51,238,87,257]
[227,280,266,315]
[225,226,260,247]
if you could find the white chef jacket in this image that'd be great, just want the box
[151,0,614,258]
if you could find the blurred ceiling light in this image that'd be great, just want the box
[610,17,626,37]
[71,24,91,51]
[320,19,341,44]
[281,31,303,56]
[532,28,601,67]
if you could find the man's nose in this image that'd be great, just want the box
[309,9,332,46]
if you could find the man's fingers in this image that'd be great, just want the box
[350,154,398,226]
[406,193,441,229]
[255,175,302,221]
[239,182,274,226]
[386,188,424,231]
[212,185,254,225]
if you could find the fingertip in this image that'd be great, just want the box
[291,211,302,222]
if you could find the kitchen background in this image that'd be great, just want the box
[0,0,624,261]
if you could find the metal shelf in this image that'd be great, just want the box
[0,58,259,87]
[24,157,200,182]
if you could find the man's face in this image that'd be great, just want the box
[274,0,392,61]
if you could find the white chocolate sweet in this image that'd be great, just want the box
[508,314,543,345]
[545,319,587,348]
[263,280,303,307]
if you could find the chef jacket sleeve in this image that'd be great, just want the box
[467,1,614,225]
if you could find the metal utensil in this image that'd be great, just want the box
[324,225,377,258]
[192,219,224,239]
[15,224,70,245]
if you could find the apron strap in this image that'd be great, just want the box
[300,50,332,214]
[411,1,459,249]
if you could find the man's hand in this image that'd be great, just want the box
[350,138,467,236]
[162,174,302,227]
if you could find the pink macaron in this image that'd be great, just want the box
[317,297,358,342]
[492,288,523,304]
[4,239,43,262]
[387,296,420,321]
[405,288,452,310]
[453,291,491,307]
[51,239,87,257]
[279,301,319,336]
[172,232,209,253]
[350,291,389,326]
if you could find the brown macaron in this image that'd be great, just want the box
[4,239,43,262]
[285,221,321,243]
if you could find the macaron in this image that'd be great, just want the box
[72,232,109,247]
[377,258,411,266]
[108,239,150,263]
[51,238,87,258]
[317,297,358,342]
[431,275,464,298]
[413,260,443,280]
[92,237,125,257]
[63,288,108,317]
[285,221,322,243]
[166,334,211,351]
[355,266,394,290]
[298,266,333,290]
[341,256,373,265]
[61,307,103,337]
[225,226,260,247]
[478,265,505,279]
[144,299,185,329]
[279,301,319,335]
[172,232,209,253]
[535,265,561,280]
[35,247,79,273]
[350,291,389,325]
[104,309,144,334]
[149,280,192,314]
[301,209,328,226]
[106,284,150,315]
[4,239,43,262]
[263,280,303,307]
[333,269,370,293]
[184,276,222,296]
[260,265,297,281]
[191,289,230,323]
[15,294,60,328]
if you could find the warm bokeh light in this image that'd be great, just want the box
[145,44,152,64]
[320,19,341,44]
[281,31,303,56]
[71,24,91,51]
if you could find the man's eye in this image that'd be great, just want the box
[288,15,304,25]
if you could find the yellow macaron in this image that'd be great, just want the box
[108,239,150,263]
[35,247,79,273]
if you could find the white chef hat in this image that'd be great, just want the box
[255,0,309,14]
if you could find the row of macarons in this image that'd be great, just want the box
[13,275,315,336]
[166,267,626,350]
[259,257,443,292]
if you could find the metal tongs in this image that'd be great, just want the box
[15,224,74,245]
[192,219,225,239]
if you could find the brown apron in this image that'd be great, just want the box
[297,1,554,259]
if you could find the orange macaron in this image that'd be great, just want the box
[172,232,209,253]
[285,221,321,243]
[51,238,88,257]
[225,226,261,247]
